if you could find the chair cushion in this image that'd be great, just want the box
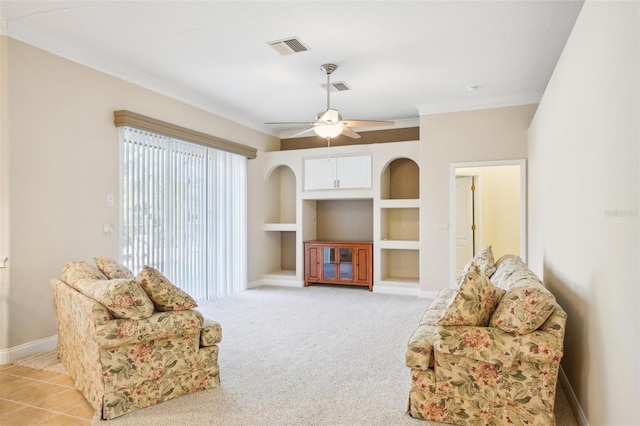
[490,285,557,334]
[61,260,106,290]
[135,265,197,311]
[461,245,497,278]
[94,257,135,279]
[437,263,505,327]
[75,278,155,320]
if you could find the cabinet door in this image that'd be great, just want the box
[337,247,354,281]
[304,158,336,190]
[354,245,371,285]
[336,155,371,189]
[305,244,322,282]
[321,247,338,280]
[304,155,371,190]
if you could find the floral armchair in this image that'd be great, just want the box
[405,250,566,425]
[51,258,222,420]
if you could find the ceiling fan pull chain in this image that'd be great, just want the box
[327,137,331,160]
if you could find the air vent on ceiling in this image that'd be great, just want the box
[320,82,350,92]
[267,37,310,56]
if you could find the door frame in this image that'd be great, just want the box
[449,159,527,284]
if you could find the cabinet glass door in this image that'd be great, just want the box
[322,248,337,279]
[338,248,353,281]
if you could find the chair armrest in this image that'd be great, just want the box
[405,324,438,369]
[200,319,222,346]
[95,309,204,349]
[434,326,520,369]
[434,326,564,368]
[517,330,564,364]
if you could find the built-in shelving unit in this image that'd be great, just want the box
[263,163,299,282]
[262,141,421,296]
[375,155,420,295]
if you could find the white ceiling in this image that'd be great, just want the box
[0,1,583,138]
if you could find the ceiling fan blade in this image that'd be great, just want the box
[265,121,314,125]
[288,127,318,138]
[341,126,362,139]
[342,119,395,127]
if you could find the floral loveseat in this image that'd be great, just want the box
[405,248,566,425]
[51,257,222,420]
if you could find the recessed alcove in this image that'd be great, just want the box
[265,165,296,224]
[315,199,373,241]
[380,249,420,281]
[380,158,419,200]
[264,164,297,276]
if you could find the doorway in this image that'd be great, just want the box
[449,160,527,283]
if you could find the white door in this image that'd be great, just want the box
[455,176,475,277]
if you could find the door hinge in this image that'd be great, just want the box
[471,184,476,191]
[471,224,476,231]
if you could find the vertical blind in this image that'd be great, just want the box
[120,127,247,300]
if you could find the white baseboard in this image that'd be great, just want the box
[256,275,304,288]
[559,365,589,426]
[373,285,419,297]
[247,279,264,289]
[0,335,58,365]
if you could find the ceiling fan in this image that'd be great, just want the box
[266,63,395,140]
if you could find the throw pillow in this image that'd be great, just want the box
[94,257,135,279]
[437,263,506,327]
[461,245,497,278]
[136,265,197,311]
[61,260,106,290]
[490,286,557,334]
[75,278,154,320]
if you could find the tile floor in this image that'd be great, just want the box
[0,363,94,425]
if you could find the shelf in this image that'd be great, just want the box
[379,277,420,285]
[379,199,420,208]
[262,270,303,288]
[374,278,420,296]
[301,188,374,200]
[263,223,297,232]
[379,240,420,250]
[264,269,296,278]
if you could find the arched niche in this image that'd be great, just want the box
[264,164,297,224]
[380,157,419,200]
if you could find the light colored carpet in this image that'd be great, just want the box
[16,285,578,425]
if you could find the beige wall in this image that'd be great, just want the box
[419,105,535,294]
[528,1,639,424]
[316,199,374,241]
[0,37,279,350]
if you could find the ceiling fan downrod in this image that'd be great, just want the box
[320,63,337,111]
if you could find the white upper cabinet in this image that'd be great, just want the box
[304,155,371,191]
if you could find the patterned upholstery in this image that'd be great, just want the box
[405,255,566,425]
[51,276,221,420]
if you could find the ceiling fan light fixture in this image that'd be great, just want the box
[313,123,343,139]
